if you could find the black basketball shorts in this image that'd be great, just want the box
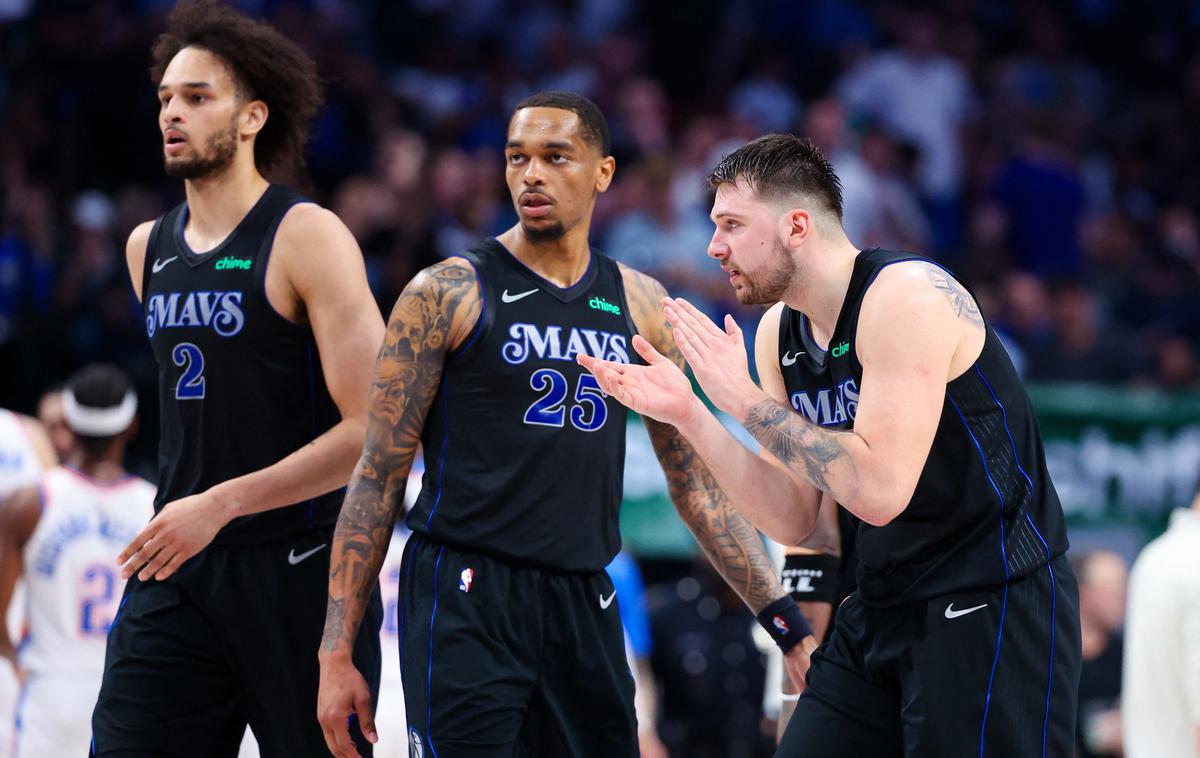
[90,525,383,758]
[777,555,1081,758]
[396,534,637,758]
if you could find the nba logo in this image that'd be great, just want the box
[408,727,424,758]
[773,615,789,634]
[459,567,473,593]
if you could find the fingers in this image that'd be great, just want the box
[724,313,743,341]
[353,688,378,744]
[152,552,183,581]
[331,715,363,758]
[137,542,176,582]
[672,323,703,368]
[630,334,668,365]
[578,356,621,395]
[118,523,156,567]
[669,297,726,341]
[120,539,163,581]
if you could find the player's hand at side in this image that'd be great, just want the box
[577,334,704,428]
[117,490,228,581]
[783,634,817,695]
[318,654,377,758]
[663,297,763,418]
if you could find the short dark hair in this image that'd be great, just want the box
[512,91,611,156]
[150,0,324,175]
[707,134,844,220]
[67,364,134,456]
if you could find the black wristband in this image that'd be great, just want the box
[781,553,842,604]
[755,596,814,653]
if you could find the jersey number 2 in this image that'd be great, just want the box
[80,564,118,636]
[524,368,608,431]
[172,342,206,400]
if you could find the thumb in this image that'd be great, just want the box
[353,686,378,743]
[724,314,743,341]
[632,334,667,365]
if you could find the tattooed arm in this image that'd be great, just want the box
[620,266,785,612]
[318,258,479,756]
[663,260,983,529]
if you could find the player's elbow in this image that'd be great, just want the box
[768,505,820,546]
[852,491,908,527]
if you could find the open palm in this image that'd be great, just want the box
[577,334,701,428]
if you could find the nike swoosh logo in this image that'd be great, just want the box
[287,543,327,565]
[501,288,539,303]
[781,351,804,366]
[944,602,988,619]
[151,256,178,274]
[599,590,616,609]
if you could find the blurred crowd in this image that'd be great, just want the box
[4,0,1200,421]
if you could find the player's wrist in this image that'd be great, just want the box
[729,385,768,425]
[317,645,355,664]
[755,595,813,654]
[205,481,242,524]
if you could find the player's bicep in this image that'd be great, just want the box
[363,262,481,458]
[619,265,682,367]
[283,207,385,421]
[852,271,959,513]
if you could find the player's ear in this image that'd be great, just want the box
[783,208,812,250]
[595,155,615,194]
[240,99,268,138]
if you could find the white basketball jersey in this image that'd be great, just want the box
[20,466,154,676]
[0,410,44,498]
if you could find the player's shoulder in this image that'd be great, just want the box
[863,258,969,314]
[616,261,667,302]
[275,202,356,254]
[409,256,479,294]
[125,219,157,269]
[755,301,787,352]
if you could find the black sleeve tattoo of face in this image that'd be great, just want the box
[321,261,478,654]
[625,267,783,612]
[926,267,984,328]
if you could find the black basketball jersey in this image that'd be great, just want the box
[141,185,342,545]
[406,238,637,573]
[777,248,1068,605]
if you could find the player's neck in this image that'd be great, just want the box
[785,236,860,340]
[182,159,270,251]
[65,451,126,484]
[496,223,592,289]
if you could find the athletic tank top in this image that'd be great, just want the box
[21,466,155,676]
[407,239,637,572]
[777,249,1069,605]
[141,185,342,545]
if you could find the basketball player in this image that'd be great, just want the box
[90,2,385,756]
[36,387,75,462]
[580,134,1081,757]
[318,93,810,758]
[0,406,56,758]
[0,366,154,758]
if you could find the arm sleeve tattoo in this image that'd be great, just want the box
[321,261,479,654]
[623,267,783,612]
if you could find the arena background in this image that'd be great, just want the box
[2,1,1198,755]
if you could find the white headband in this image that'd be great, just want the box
[62,388,137,437]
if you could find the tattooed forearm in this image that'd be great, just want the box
[321,260,479,655]
[744,399,859,504]
[926,267,983,328]
[648,419,782,611]
[622,264,784,613]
